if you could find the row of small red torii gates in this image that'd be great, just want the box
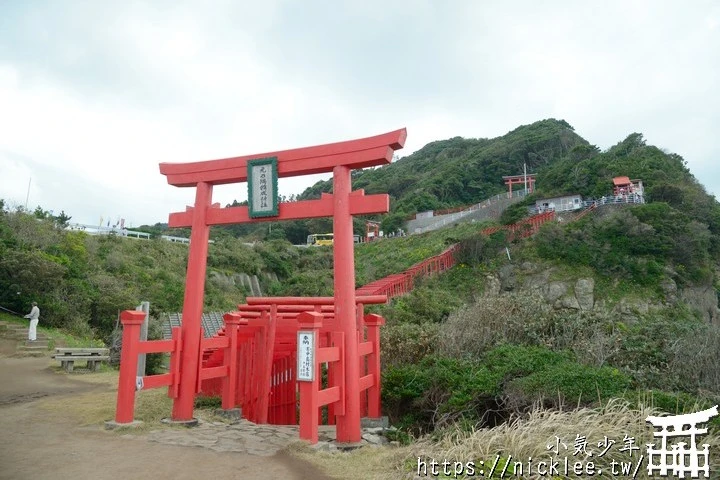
[111,128,556,444]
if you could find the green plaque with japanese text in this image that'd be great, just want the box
[248,157,279,218]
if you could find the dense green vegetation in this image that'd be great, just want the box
[539,132,720,255]
[0,210,338,340]
[382,289,720,432]
[383,345,632,430]
[535,203,714,288]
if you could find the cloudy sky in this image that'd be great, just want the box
[1,1,718,228]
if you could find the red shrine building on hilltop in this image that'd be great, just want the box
[612,176,644,197]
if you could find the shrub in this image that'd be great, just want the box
[437,293,555,358]
[509,363,631,405]
[388,284,464,324]
[382,345,629,432]
[454,231,507,266]
[534,205,716,288]
[382,355,499,430]
[381,322,440,368]
[615,306,720,394]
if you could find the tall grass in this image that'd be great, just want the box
[404,400,720,479]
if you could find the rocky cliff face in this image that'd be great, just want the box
[484,262,720,325]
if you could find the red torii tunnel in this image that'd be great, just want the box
[112,129,406,444]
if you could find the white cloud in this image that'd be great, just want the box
[0,0,718,228]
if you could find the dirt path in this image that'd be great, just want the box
[0,349,334,480]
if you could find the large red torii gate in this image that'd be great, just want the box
[157,128,406,443]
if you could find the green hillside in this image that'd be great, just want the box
[302,119,586,209]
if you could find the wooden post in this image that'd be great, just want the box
[333,165,361,443]
[114,310,146,424]
[222,312,243,410]
[298,312,323,443]
[357,302,367,418]
[258,304,277,423]
[136,301,150,377]
[172,181,213,421]
[364,313,385,418]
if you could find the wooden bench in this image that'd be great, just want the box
[52,348,110,372]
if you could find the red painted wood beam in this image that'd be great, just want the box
[245,295,387,306]
[159,129,407,187]
[168,193,389,228]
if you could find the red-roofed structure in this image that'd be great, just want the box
[612,176,644,197]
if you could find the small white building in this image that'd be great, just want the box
[535,195,583,213]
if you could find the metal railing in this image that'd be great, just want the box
[65,223,150,239]
[528,193,645,216]
[65,223,212,244]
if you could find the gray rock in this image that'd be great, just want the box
[522,269,552,292]
[594,299,607,312]
[615,298,649,315]
[519,262,539,273]
[361,417,389,428]
[574,278,595,311]
[556,295,581,310]
[499,264,517,291]
[660,278,678,304]
[484,275,501,297]
[679,285,720,325]
[544,281,568,303]
[363,427,385,435]
[361,433,385,444]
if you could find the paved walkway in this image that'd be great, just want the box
[143,417,386,456]
[145,419,302,456]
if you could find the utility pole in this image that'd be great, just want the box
[25,178,31,210]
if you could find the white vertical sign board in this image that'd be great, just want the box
[297,331,315,381]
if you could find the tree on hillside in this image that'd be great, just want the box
[33,206,50,219]
[54,210,72,227]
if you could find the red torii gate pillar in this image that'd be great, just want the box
[332,164,357,442]
[158,128,406,443]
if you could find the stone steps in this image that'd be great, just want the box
[4,328,48,338]
[18,342,49,350]
[14,341,51,358]
[0,322,51,356]
[7,335,49,343]
[14,350,48,358]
